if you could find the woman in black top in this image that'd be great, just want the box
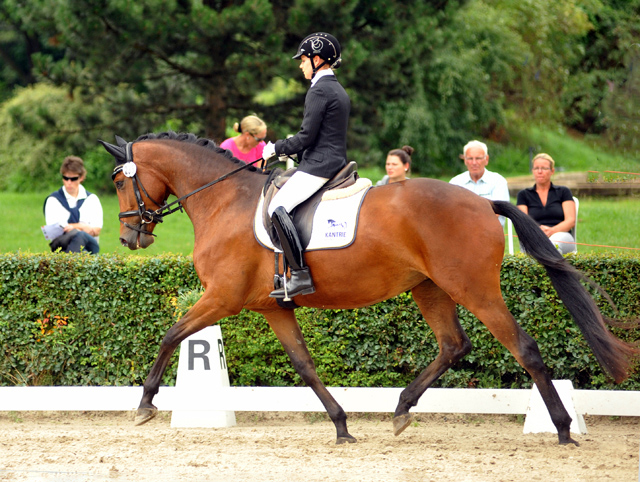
[516,153,576,254]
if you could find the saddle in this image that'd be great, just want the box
[262,161,359,249]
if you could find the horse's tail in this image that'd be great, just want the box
[492,200,640,383]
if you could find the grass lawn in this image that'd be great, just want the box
[2,190,639,257]
[507,196,640,255]
[4,192,195,256]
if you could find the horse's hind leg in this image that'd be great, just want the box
[467,298,578,445]
[430,238,578,445]
[393,279,472,436]
[263,309,356,445]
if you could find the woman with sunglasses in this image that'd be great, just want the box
[516,153,576,254]
[43,156,103,254]
[220,115,268,165]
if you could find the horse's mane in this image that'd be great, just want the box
[135,130,263,173]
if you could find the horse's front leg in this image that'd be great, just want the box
[263,309,356,444]
[135,292,234,425]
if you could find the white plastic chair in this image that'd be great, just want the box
[507,218,514,255]
[570,196,579,253]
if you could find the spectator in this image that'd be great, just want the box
[262,32,349,299]
[220,115,268,165]
[43,156,103,254]
[376,145,413,186]
[449,140,510,225]
[516,153,576,254]
[450,140,510,200]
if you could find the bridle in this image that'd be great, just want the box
[112,141,276,236]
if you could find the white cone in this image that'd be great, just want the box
[523,379,586,435]
[171,325,236,428]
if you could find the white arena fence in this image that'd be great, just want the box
[1,326,638,434]
[1,385,639,417]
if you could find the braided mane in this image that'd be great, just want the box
[135,130,262,172]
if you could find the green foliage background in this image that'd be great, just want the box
[0,0,638,190]
[1,253,638,390]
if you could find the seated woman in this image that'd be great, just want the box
[516,153,576,254]
[220,115,267,165]
[44,156,103,254]
[376,145,413,186]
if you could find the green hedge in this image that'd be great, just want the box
[1,252,639,390]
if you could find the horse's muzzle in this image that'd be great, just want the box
[120,224,155,250]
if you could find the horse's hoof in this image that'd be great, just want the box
[392,413,414,436]
[559,436,580,447]
[336,435,357,445]
[134,406,158,426]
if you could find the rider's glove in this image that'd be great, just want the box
[262,141,276,161]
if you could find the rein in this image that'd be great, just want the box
[112,141,278,236]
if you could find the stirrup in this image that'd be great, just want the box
[269,284,316,300]
[269,268,315,300]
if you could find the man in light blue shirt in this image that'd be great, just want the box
[450,140,510,225]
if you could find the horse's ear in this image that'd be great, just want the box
[98,139,125,163]
[115,135,128,147]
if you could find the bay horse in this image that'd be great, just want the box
[100,131,638,446]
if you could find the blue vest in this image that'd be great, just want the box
[44,187,92,224]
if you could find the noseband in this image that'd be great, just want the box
[112,141,273,237]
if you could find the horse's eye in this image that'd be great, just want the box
[115,181,124,190]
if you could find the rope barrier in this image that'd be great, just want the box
[587,170,640,177]
[505,234,640,251]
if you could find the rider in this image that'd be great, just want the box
[262,32,350,299]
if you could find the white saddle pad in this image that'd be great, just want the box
[254,178,372,251]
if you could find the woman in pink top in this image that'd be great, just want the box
[220,115,268,165]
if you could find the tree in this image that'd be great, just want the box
[562,0,640,140]
[0,1,62,100]
[24,0,286,142]
[0,0,474,183]
[0,83,115,192]
[602,45,640,157]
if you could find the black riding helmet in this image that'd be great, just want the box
[293,33,342,78]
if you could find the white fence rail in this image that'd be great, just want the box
[3,327,637,434]
[0,385,639,417]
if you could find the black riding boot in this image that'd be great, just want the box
[269,206,315,299]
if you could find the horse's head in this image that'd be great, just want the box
[99,136,168,250]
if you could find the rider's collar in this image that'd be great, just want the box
[311,68,334,87]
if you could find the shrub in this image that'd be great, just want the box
[1,252,638,389]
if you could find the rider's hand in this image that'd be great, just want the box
[262,141,276,161]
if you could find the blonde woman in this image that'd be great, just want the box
[516,153,576,254]
[220,115,268,164]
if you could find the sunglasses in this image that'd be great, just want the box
[62,175,80,181]
[252,134,266,142]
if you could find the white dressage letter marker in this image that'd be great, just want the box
[523,380,586,435]
[171,325,236,428]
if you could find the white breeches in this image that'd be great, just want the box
[268,171,329,216]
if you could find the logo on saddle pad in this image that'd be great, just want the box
[254,179,371,251]
[326,219,348,239]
